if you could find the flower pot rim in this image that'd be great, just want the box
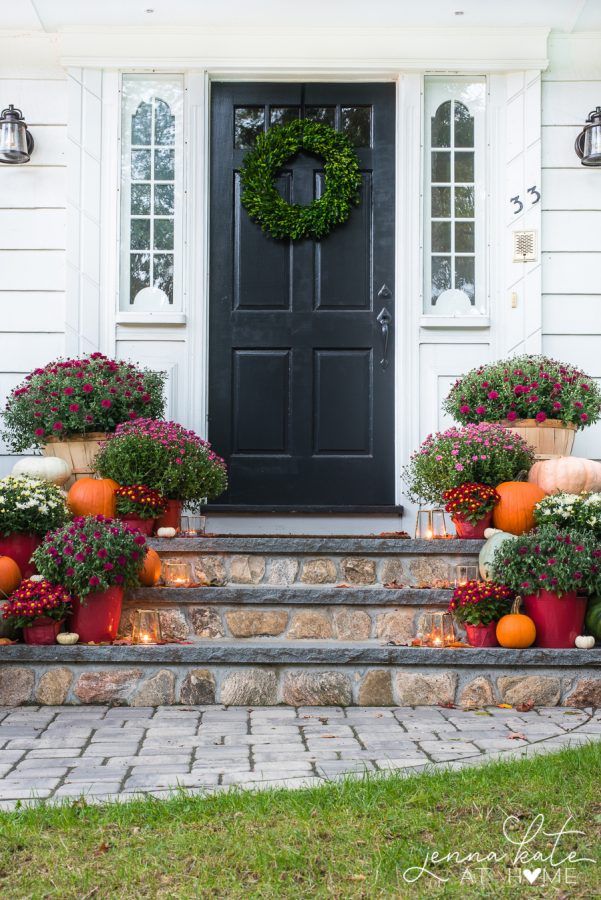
[44,432,110,444]
[28,616,64,626]
[500,418,577,431]
[522,589,579,600]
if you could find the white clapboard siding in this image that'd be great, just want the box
[0,79,67,125]
[541,126,583,168]
[542,168,600,211]
[0,210,66,250]
[0,250,65,291]
[541,252,601,295]
[0,332,65,373]
[0,76,68,468]
[541,81,601,125]
[0,167,66,209]
[543,296,601,335]
[542,211,601,252]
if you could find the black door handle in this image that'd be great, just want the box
[376,307,392,370]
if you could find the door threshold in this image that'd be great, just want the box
[203,505,404,515]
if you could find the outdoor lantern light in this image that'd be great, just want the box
[414,509,449,540]
[162,560,192,587]
[0,105,34,164]
[131,609,162,644]
[419,611,456,648]
[454,564,479,587]
[575,107,601,167]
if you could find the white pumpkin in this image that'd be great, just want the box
[575,635,595,649]
[479,530,518,581]
[56,632,79,645]
[528,456,601,495]
[12,456,72,486]
[156,526,176,538]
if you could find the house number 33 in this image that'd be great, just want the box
[510,186,541,214]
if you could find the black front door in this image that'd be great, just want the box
[209,82,395,508]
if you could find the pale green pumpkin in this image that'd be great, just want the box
[479,529,518,581]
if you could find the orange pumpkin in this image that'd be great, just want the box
[67,477,119,518]
[139,548,161,586]
[0,556,22,597]
[496,598,536,648]
[492,481,546,535]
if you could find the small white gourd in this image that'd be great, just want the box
[156,526,176,538]
[575,635,595,650]
[29,574,44,583]
[56,632,79,645]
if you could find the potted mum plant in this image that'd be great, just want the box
[490,526,601,648]
[2,579,73,645]
[32,516,147,643]
[2,353,166,481]
[448,580,514,647]
[94,418,228,528]
[403,422,534,506]
[534,491,601,539]
[443,482,500,538]
[115,484,167,535]
[0,476,69,577]
[443,355,601,459]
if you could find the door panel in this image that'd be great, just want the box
[209,82,395,507]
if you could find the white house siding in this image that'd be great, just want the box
[542,34,601,463]
[0,74,67,475]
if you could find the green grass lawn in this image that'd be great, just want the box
[0,743,599,899]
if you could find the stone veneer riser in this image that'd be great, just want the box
[148,549,480,589]
[0,644,600,707]
[119,592,453,643]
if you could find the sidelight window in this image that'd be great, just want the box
[119,74,184,312]
[423,77,486,317]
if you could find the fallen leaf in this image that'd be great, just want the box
[93,842,110,856]
[384,581,405,589]
[335,583,351,588]
[0,638,18,645]
[515,701,534,712]
[439,701,456,709]
[497,703,513,709]
[350,874,366,882]
[378,531,410,539]
[508,732,527,741]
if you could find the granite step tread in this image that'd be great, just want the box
[149,537,483,555]
[1,641,599,667]
[127,586,453,606]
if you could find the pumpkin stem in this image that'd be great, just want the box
[515,469,528,483]
[512,596,522,615]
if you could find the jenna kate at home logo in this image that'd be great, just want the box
[402,814,595,887]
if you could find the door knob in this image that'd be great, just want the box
[376,307,392,370]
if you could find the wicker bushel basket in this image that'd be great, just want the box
[502,418,576,460]
[43,432,108,487]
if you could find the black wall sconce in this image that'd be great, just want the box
[575,107,601,167]
[0,105,34,164]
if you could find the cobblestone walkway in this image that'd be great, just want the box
[0,705,599,809]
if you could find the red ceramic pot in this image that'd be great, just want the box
[155,499,182,532]
[23,617,63,645]
[70,586,124,643]
[465,622,499,647]
[0,533,42,579]
[452,512,492,539]
[522,590,587,649]
[118,515,155,536]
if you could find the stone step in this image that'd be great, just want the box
[148,537,481,589]
[121,586,452,643]
[1,642,599,708]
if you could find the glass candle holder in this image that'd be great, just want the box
[162,560,192,587]
[454,564,479,587]
[180,515,207,537]
[421,611,456,647]
[131,609,162,644]
[415,509,449,540]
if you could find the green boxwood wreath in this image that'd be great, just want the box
[240,119,363,241]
